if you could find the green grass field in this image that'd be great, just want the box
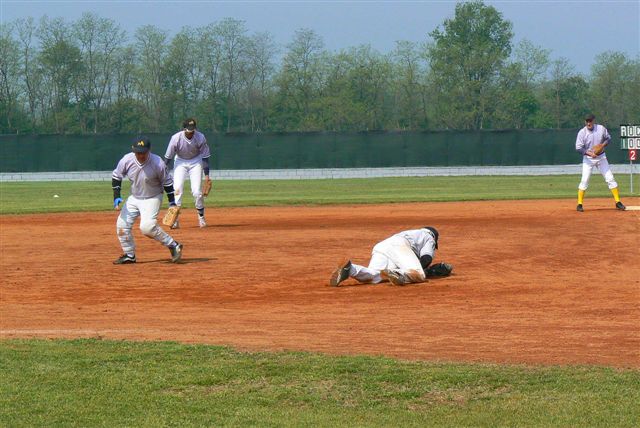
[0,174,635,214]
[1,176,638,426]
[1,340,638,427]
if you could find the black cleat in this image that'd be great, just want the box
[616,201,626,211]
[576,204,584,212]
[113,254,136,264]
[329,260,352,286]
[169,242,183,263]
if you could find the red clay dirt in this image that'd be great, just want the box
[1,198,639,367]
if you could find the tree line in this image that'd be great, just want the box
[1,1,638,135]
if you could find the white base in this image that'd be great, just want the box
[624,206,640,211]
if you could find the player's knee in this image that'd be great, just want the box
[139,220,157,236]
[193,191,203,199]
[116,227,132,238]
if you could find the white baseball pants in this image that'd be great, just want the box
[116,194,176,255]
[173,158,204,209]
[578,155,618,190]
[350,236,425,284]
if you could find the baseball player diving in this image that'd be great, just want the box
[112,136,183,264]
[329,226,452,286]
[164,118,212,228]
[575,113,626,212]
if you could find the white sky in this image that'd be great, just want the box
[1,0,639,75]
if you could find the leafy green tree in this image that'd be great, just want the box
[74,12,125,133]
[37,16,84,133]
[589,51,639,126]
[133,25,168,132]
[514,39,550,87]
[15,17,44,132]
[197,23,224,132]
[540,58,588,128]
[0,22,22,133]
[428,1,513,129]
[492,63,539,129]
[240,31,278,131]
[217,18,249,132]
[273,28,325,130]
[391,41,428,129]
[164,27,198,125]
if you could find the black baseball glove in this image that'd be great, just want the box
[425,262,453,277]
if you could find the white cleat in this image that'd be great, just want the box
[198,216,207,228]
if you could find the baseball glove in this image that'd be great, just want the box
[162,205,181,226]
[203,177,212,197]
[592,143,605,156]
[425,262,453,277]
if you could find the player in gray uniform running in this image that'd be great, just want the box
[164,118,211,228]
[329,227,451,286]
[575,113,625,212]
[112,136,183,264]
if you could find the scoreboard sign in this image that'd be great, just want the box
[620,124,640,149]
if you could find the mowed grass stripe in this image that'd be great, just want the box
[1,174,634,214]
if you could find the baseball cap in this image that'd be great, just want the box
[183,118,197,131]
[132,136,151,153]
[584,113,596,122]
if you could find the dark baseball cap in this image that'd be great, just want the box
[584,113,596,122]
[183,118,197,131]
[132,136,151,153]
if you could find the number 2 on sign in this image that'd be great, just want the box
[630,150,637,161]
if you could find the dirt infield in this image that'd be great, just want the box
[1,198,639,367]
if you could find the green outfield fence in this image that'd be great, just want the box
[0,129,627,173]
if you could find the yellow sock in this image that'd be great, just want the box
[578,190,585,205]
[611,187,621,202]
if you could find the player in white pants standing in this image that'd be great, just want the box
[329,227,451,286]
[164,118,211,228]
[112,136,183,264]
[575,113,626,212]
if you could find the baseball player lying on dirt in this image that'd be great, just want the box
[329,226,453,286]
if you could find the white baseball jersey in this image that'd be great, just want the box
[575,124,611,157]
[165,130,210,161]
[112,153,173,198]
[376,228,437,260]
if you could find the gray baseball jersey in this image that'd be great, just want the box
[112,153,173,198]
[165,130,210,161]
[575,124,611,156]
[393,228,436,258]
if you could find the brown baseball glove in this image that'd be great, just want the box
[162,205,181,226]
[203,177,212,197]
[592,143,605,156]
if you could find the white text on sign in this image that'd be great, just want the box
[622,138,640,149]
[620,125,640,137]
